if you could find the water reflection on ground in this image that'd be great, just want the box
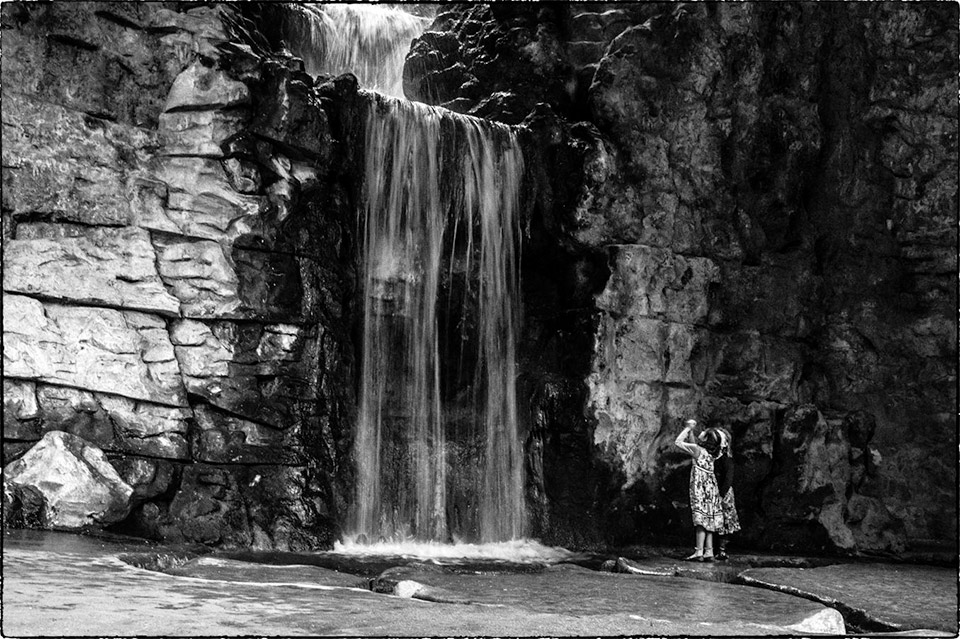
[3,529,846,636]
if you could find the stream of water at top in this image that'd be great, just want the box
[290,4,431,97]
[292,4,527,546]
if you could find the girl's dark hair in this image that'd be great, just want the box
[700,429,721,456]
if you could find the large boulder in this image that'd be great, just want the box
[3,431,134,529]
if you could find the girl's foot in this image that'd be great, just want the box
[702,551,715,562]
[715,551,728,561]
[683,552,703,561]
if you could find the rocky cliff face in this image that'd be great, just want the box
[405,2,957,553]
[3,2,955,557]
[2,2,356,549]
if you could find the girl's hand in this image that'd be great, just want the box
[675,419,700,456]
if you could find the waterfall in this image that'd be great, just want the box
[293,3,527,543]
[354,95,525,543]
[290,4,430,97]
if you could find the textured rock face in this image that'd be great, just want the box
[2,3,355,550]
[3,431,134,529]
[3,1,954,557]
[3,226,181,315]
[408,3,958,553]
[3,294,187,406]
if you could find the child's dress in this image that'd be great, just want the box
[714,449,741,535]
[689,448,724,531]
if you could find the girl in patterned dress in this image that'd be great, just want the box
[710,426,741,560]
[675,419,724,562]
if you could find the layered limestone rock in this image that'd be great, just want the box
[2,2,354,550]
[407,2,958,553]
[3,226,181,315]
[3,379,190,460]
[1,92,159,228]
[3,294,187,406]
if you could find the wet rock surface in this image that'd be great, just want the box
[361,561,845,633]
[167,555,366,589]
[740,563,958,633]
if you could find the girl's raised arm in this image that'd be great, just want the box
[674,419,701,457]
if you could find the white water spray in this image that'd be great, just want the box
[291,4,430,97]
[333,538,578,563]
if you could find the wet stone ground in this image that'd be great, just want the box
[2,530,956,636]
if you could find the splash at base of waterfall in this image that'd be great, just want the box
[334,537,579,564]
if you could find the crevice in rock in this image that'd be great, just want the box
[183,394,289,435]
[45,33,99,52]
[735,574,900,634]
[145,229,187,309]
[6,212,129,232]
[3,90,155,133]
[94,10,144,32]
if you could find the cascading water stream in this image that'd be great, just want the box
[292,3,527,545]
[354,95,526,543]
[354,96,447,541]
[290,4,431,97]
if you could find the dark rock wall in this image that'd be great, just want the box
[406,2,957,553]
[2,3,357,549]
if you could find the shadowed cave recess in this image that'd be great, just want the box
[1,1,956,559]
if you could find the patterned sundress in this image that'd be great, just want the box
[689,448,724,532]
[715,450,741,535]
[717,487,741,535]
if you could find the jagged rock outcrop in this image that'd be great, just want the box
[2,2,355,550]
[4,431,134,529]
[407,2,958,553]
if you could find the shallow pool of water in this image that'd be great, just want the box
[2,529,845,636]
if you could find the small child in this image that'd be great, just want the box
[711,426,741,560]
[674,419,724,561]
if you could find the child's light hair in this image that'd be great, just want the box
[717,427,733,451]
[684,418,697,427]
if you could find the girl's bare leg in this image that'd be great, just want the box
[685,526,706,559]
[704,531,714,558]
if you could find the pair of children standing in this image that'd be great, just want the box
[675,418,740,561]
